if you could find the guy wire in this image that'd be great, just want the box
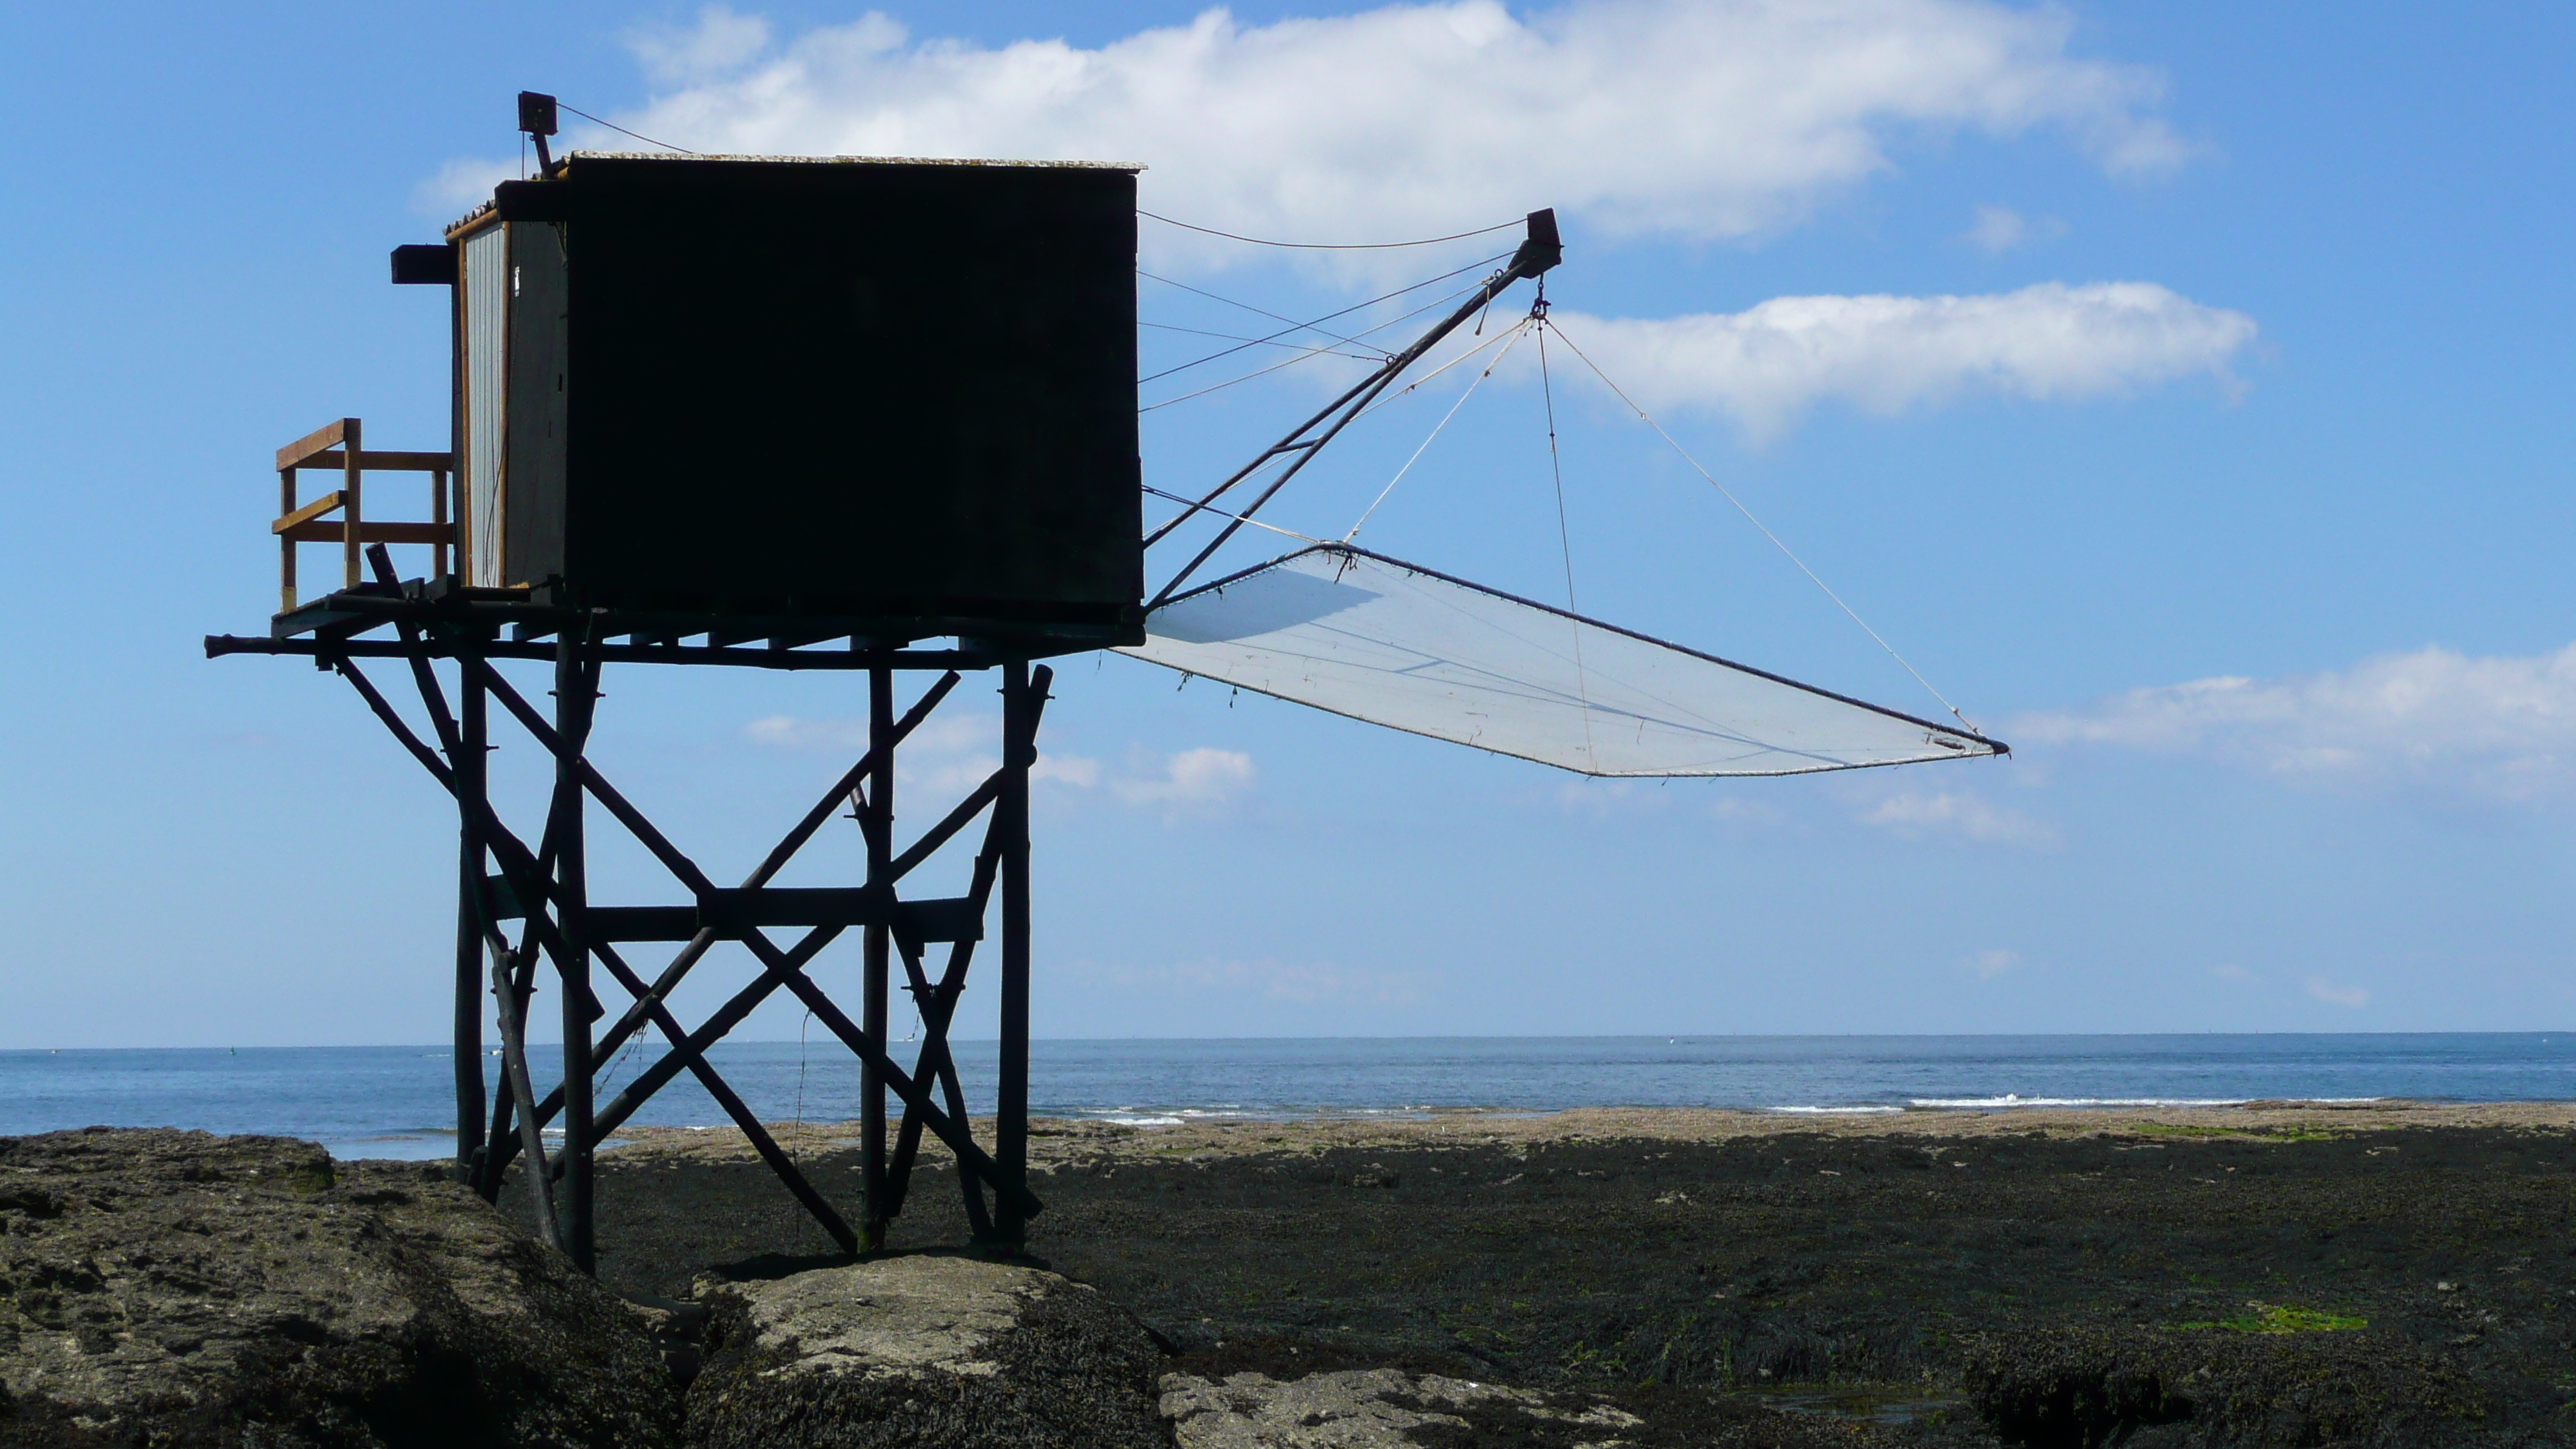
[1139,211,1522,250]
[1535,305,1598,770]
[1541,320,1978,732]
[1346,320,1530,541]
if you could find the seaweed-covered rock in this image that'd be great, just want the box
[0,1127,677,1448]
[1962,1324,2483,1447]
[683,1252,1166,1448]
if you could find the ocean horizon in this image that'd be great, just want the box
[5,1032,2571,1160]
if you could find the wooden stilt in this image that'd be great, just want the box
[322,642,1049,1262]
[995,659,1037,1245]
[453,657,487,1184]
[553,632,598,1272]
[490,949,562,1253]
[862,665,893,1245]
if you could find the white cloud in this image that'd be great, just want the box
[1965,204,2028,252]
[1092,957,1429,1005]
[1033,755,1103,789]
[1545,283,2253,438]
[740,713,1098,793]
[1555,778,1670,816]
[1964,203,2063,252]
[544,0,2180,268]
[1971,948,2019,978]
[2210,963,2256,983]
[631,5,775,86]
[1862,789,2058,848]
[2014,642,2576,803]
[2306,975,2371,1010]
[1708,796,1786,826]
[1112,746,1256,810]
[742,714,867,751]
[417,156,516,215]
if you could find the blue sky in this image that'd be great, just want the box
[2,2,2572,1047]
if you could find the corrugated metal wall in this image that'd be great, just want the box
[461,225,508,587]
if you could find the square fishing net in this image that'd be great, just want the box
[1122,545,2006,777]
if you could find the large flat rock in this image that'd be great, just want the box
[1158,1365,1907,1448]
[683,1253,1167,1449]
[0,1127,677,1448]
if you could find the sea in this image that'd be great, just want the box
[3,1033,2570,1160]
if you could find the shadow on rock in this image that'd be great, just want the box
[1963,1324,2483,1448]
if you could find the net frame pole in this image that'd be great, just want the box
[1145,211,1560,608]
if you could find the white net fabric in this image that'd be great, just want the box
[1122,546,2005,777]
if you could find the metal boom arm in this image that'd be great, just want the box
[1145,208,1562,608]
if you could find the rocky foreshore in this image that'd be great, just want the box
[7,1110,2573,1445]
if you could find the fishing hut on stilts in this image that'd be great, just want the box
[213,94,2005,1273]
[211,98,1144,1266]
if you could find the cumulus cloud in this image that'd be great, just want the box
[2305,976,2371,1009]
[1971,948,2019,978]
[742,718,1252,814]
[1965,204,2028,252]
[739,713,1098,792]
[1544,283,2253,437]
[1862,790,2058,848]
[631,6,774,85]
[2014,643,2576,803]
[505,0,2181,264]
[742,714,862,751]
[1112,746,1256,810]
[1963,204,2063,252]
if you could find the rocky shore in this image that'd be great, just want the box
[7,1105,2573,1445]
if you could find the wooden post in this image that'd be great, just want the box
[340,418,363,591]
[278,468,297,611]
[994,659,1034,1245]
[553,629,596,1271]
[862,664,893,1244]
[431,467,450,582]
[490,951,562,1253]
[453,656,488,1184]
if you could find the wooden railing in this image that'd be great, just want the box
[274,418,455,611]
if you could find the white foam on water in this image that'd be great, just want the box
[1908,1095,2252,1109]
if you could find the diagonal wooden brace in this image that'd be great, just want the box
[468,659,1043,1220]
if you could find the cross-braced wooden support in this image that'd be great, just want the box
[278,549,1051,1266]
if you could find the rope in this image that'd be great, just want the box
[1536,309,1597,769]
[1140,348,1348,413]
[1136,254,1507,383]
[557,101,699,156]
[1346,320,1530,540]
[1142,485,1332,547]
[1139,210,1522,250]
[783,1008,812,1229]
[1349,319,1533,423]
[1540,319,1979,732]
[1139,274,1495,413]
[1141,320,1381,363]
